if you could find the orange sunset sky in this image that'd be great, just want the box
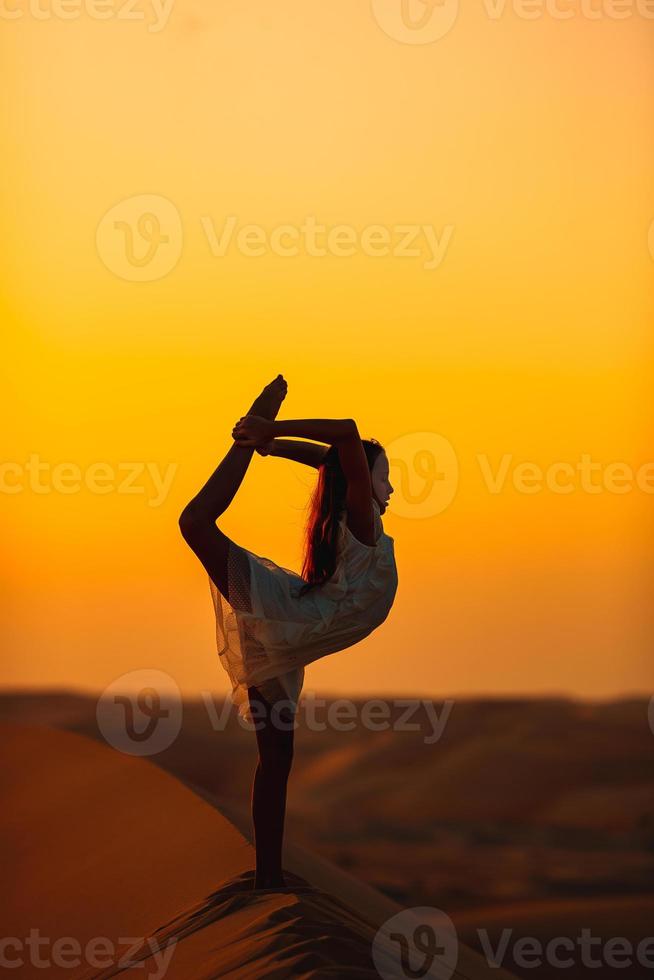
[2,1,653,700]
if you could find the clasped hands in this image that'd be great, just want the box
[232,415,276,453]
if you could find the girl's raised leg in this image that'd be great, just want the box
[184,374,287,522]
[178,374,287,599]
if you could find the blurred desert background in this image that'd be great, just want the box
[2,691,653,978]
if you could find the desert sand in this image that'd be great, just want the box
[2,723,517,979]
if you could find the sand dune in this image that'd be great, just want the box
[2,692,651,929]
[1,723,516,979]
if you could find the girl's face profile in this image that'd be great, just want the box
[371,452,393,513]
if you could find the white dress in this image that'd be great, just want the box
[208,499,398,722]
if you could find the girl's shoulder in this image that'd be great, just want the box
[338,499,386,552]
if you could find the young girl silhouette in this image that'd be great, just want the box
[179,375,398,889]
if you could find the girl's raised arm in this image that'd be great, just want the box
[257,438,328,469]
[233,416,375,545]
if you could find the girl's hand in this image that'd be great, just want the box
[232,414,275,448]
[255,439,276,457]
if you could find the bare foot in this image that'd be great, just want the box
[252,873,287,890]
[247,374,288,421]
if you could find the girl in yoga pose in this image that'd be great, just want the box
[179,374,398,889]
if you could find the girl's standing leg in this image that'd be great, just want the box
[248,685,296,889]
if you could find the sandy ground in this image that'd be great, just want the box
[2,723,516,979]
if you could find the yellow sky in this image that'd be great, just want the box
[2,1,653,699]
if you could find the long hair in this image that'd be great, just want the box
[299,438,384,597]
